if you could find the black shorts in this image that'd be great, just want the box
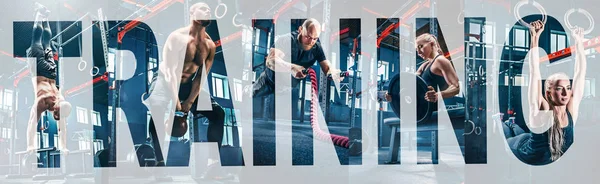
[27,45,57,79]
[147,72,218,114]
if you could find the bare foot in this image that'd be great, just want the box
[34,2,50,17]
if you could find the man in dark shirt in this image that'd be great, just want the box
[253,18,343,98]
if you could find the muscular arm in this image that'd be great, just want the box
[266,48,296,72]
[319,60,331,74]
[183,41,216,110]
[161,32,187,110]
[569,29,587,122]
[437,57,460,98]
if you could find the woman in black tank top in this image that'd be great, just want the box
[511,20,586,164]
[414,33,460,103]
[382,34,460,105]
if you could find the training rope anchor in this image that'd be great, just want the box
[306,68,349,148]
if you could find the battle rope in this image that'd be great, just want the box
[306,68,349,148]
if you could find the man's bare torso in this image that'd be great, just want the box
[176,27,215,84]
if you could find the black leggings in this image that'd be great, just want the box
[32,13,52,49]
[503,121,550,165]
[30,13,57,79]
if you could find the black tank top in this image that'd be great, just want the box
[419,54,449,91]
[541,110,575,164]
[561,110,574,152]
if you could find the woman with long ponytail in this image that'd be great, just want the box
[507,20,586,165]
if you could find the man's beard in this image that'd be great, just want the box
[302,44,314,50]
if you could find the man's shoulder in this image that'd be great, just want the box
[203,33,216,50]
[167,28,191,45]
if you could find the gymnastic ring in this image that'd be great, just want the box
[232,13,243,27]
[475,127,482,135]
[215,3,228,19]
[78,60,87,71]
[513,0,547,28]
[479,65,484,76]
[140,92,148,103]
[463,120,475,135]
[564,8,594,35]
[90,66,100,76]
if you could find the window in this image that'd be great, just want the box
[79,140,90,150]
[53,134,58,148]
[550,31,567,53]
[243,28,253,51]
[0,89,4,109]
[469,22,481,42]
[484,23,496,46]
[254,28,261,52]
[378,61,389,81]
[232,79,243,102]
[513,27,529,51]
[504,75,528,86]
[223,126,233,146]
[332,52,337,69]
[346,94,360,108]
[37,132,40,147]
[357,55,363,78]
[108,106,113,122]
[91,111,101,126]
[457,81,464,98]
[76,107,88,124]
[7,128,11,139]
[107,48,116,73]
[330,87,336,101]
[266,31,272,54]
[4,89,13,111]
[43,133,49,148]
[211,74,230,99]
[2,128,5,138]
[381,102,388,111]
[585,78,596,97]
[305,81,312,100]
[221,109,241,147]
[147,57,158,85]
[346,55,353,72]
[243,69,250,81]
[93,139,104,152]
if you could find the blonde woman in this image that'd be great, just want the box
[414,33,460,103]
[506,20,585,165]
[384,33,460,108]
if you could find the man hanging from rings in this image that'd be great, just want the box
[144,2,228,179]
[252,18,345,98]
[26,3,72,153]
